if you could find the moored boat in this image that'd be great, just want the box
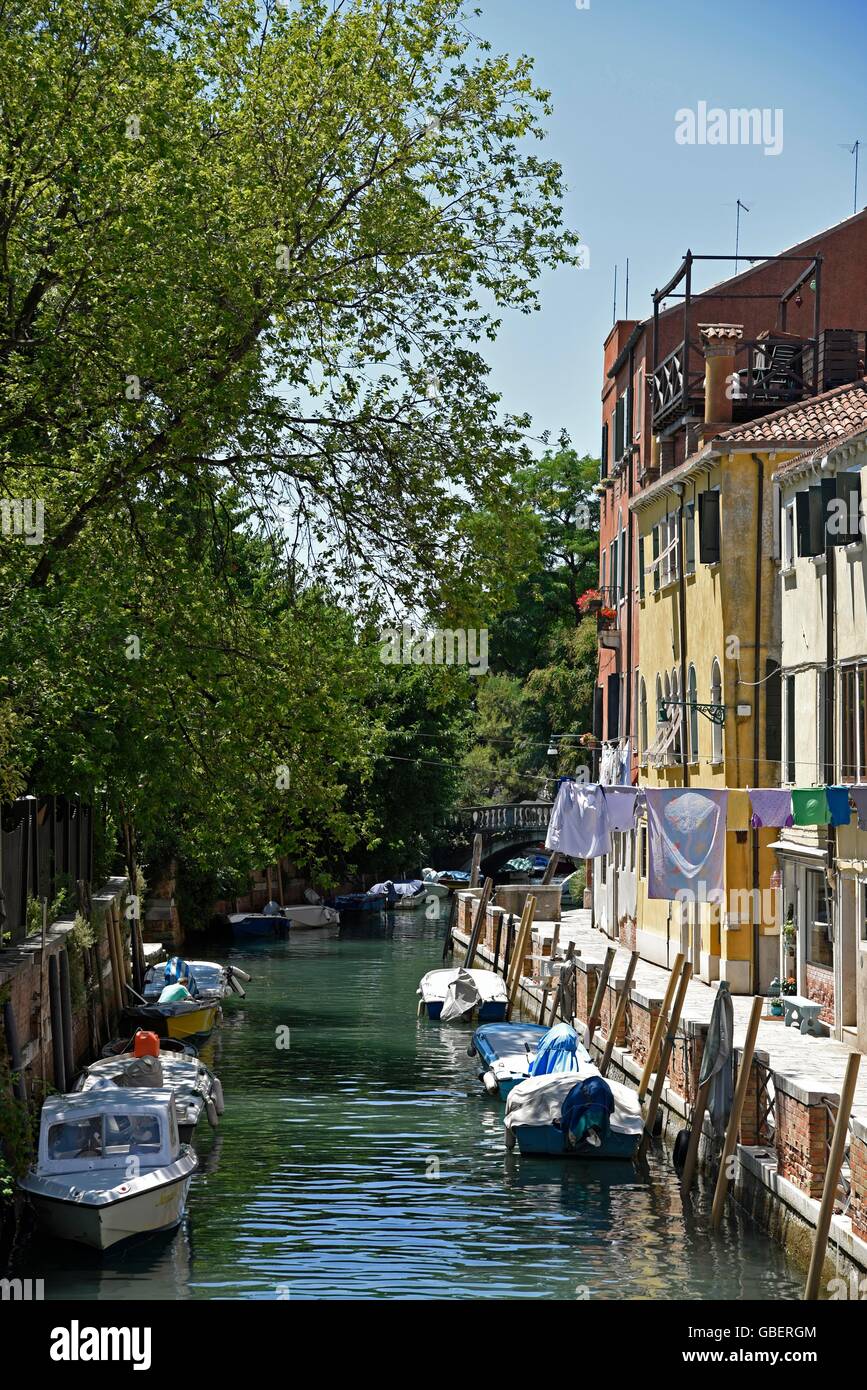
[371,879,427,910]
[281,904,340,930]
[469,1021,592,1098]
[228,911,291,938]
[74,1048,224,1144]
[19,1091,197,1250]
[120,996,220,1046]
[333,891,387,920]
[418,966,509,1021]
[504,1065,643,1160]
[143,957,250,1005]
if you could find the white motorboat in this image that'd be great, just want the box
[20,1091,197,1250]
[74,1051,224,1144]
[417,966,509,1021]
[283,904,340,930]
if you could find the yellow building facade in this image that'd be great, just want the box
[631,412,800,992]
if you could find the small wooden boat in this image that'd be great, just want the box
[228,911,291,938]
[74,1052,224,1145]
[101,1035,196,1059]
[19,1091,197,1250]
[371,879,427,910]
[417,966,508,1022]
[504,1066,643,1160]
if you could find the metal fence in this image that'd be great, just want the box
[1,795,94,945]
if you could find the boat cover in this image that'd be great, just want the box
[700,979,734,1137]
[528,1022,589,1076]
[440,968,482,1021]
[504,1066,643,1139]
[418,968,509,1009]
[562,1075,615,1146]
[370,879,424,899]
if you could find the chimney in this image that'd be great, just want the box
[698,323,743,438]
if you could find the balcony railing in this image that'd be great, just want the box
[651,334,820,430]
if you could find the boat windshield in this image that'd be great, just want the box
[47,1112,165,1163]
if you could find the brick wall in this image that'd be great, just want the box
[773,1076,834,1199]
[805,962,834,1027]
[850,1118,867,1243]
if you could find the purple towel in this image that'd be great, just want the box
[601,786,639,831]
[851,786,867,831]
[748,788,794,829]
[646,789,729,901]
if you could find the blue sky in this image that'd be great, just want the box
[474,0,866,454]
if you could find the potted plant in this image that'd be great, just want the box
[577,588,603,615]
[597,605,617,629]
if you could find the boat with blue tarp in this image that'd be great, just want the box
[504,1065,643,1160]
[470,1021,591,1098]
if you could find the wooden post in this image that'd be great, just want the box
[586,947,616,1050]
[637,961,693,1163]
[804,1052,861,1301]
[537,922,561,1023]
[276,862,285,907]
[506,896,536,1019]
[105,905,122,1027]
[465,878,493,969]
[680,1077,712,1197]
[541,852,560,886]
[469,834,483,889]
[638,953,685,1103]
[502,914,515,981]
[505,898,533,994]
[599,950,639,1076]
[492,911,505,975]
[710,995,764,1229]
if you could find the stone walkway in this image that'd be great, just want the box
[554,908,867,1119]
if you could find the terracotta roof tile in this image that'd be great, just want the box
[714,377,867,447]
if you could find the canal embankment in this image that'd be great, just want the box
[452,891,867,1290]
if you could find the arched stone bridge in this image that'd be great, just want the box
[450,801,553,876]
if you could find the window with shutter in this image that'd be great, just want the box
[685,501,695,575]
[765,660,782,764]
[614,397,624,461]
[796,490,816,556]
[607,673,620,740]
[638,535,646,600]
[652,525,660,591]
[601,421,609,478]
[698,489,721,565]
[831,472,863,545]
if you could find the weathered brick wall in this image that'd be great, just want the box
[667,1025,706,1106]
[627,994,660,1068]
[600,978,627,1046]
[618,914,637,951]
[774,1077,834,1198]
[850,1119,867,1243]
[805,963,834,1027]
[574,959,597,1030]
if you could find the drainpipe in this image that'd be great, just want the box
[750,454,765,993]
[671,482,689,787]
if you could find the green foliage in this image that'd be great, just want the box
[67,913,95,1011]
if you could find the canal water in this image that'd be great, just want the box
[13,911,804,1300]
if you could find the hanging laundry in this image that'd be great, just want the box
[545,781,611,859]
[599,743,619,787]
[791,787,831,826]
[726,789,752,832]
[618,738,631,785]
[826,786,853,827]
[646,789,729,901]
[748,788,794,829]
[601,786,639,831]
[850,787,867,831]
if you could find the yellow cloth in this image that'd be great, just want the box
[726,789,752,831]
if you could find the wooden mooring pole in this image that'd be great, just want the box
[465,877,493,970]
[637,961,693,1163]
[599,950,639,1077]
[506,896,536,1020]
[585,947,616,1051]
[469,834,483,889]
[710,995,764,1230]
[804,1051,861,1301]
[638,953,685,1103]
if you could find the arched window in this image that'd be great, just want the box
[688,664,699,763]
[711,659,723,764]
[671,669,682,759]
[655,675,663,731]
[639,677,648,760]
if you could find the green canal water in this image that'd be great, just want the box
[14,912,805,1300]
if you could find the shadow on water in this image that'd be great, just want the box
[8,909,805,1300]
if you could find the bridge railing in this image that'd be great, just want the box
[451,802,553,834]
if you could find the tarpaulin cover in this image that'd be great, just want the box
[370,879,424,899]
[699,980,734,1138]
[562,1074,615,1147]
[528,1022,589,1076]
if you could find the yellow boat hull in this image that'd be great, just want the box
[165,1004,220,1042]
